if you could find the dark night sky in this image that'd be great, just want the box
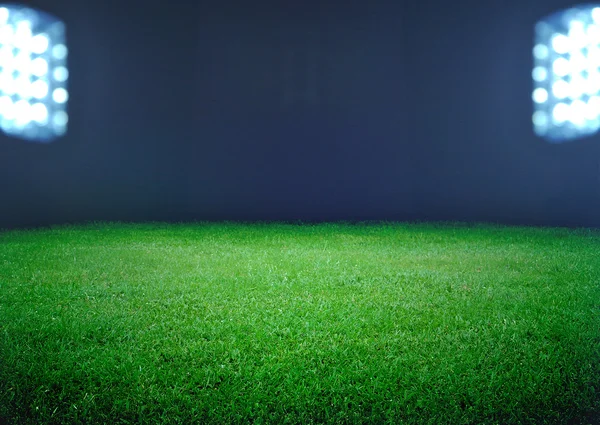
[1,0,599,228]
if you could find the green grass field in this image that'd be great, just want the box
[0,221,599,425]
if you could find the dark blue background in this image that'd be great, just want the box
[1,0,599,228]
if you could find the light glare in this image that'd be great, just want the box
[533,44,549,59]
[53,110,67,127]
[552,102,570,123]
[552,34,570,54]
[533,88,549,103]
[31,79,48,99]
[52,44,67,60]
[52,87,67,103]
[31,33,49,54]
[532,66,548,81]
[31,102,48,123]
[533,5,600,141]
[0,7,8,24]
[552,57,571,76]
[31,57,48,77]
[0,5,68,142]
[533,111,549,126]
[53,66,68,82]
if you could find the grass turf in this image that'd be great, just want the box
[0,221,599,425]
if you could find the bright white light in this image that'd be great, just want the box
[586,95,600,119]
[31,79,48,99]
[0,7,8,24]
[552,57,571,76]
[552,102,570,123]
[533,44,549,59]
[53,110,67,127]
[569,21,587,48]
[0,23,13,45]
[532,66,548,81]
[570,99,587,124]
[586,70,600,94]
[570,52,587,72]
[52,87,67,103]
[552,34,571,54]
[587,45,600,66]
[31,33,49,54]
[570,74,587,98]
[533,88,549,103]
[14,74,31,98]
[14,51,31,73]
[0,5,68,142]
[552,79,570,99]
[31,57,48,77]
[13,99,31,126]
[534,5,600,142]
[53,66,67,82]
[0,94,12,116]
[586,24,600,42]
[13,21,32,50]
[533,111,549,126]
[0,72,13,95]
[0,44,11,66]
[52,44,67,60]
[30,102,47,123]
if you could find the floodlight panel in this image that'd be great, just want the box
[533,5,600,143]
[0,4,68,143]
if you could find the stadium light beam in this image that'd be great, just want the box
[533,4,600,143]
[0,4,68,143]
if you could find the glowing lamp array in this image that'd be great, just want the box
[0,5,68,142]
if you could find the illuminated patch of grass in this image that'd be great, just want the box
[0,221,598,424]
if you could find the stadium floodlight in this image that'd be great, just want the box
[0,4,67,143]
[533,5,600,143]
